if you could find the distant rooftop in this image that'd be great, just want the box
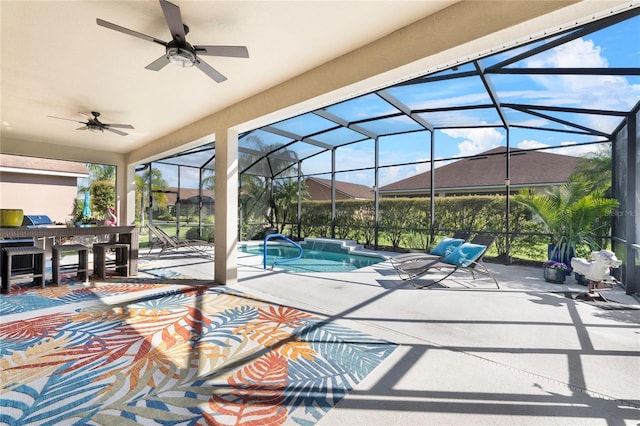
[379,147,581,196]
[306,177,373,200]
[0,154,88,176]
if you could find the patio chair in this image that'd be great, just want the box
[395,235,499,289]
[147,224,214,258]
[389,230,472,269]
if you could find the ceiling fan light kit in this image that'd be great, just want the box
[167,46,196,68]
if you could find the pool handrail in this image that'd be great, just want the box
[263,233,303,270]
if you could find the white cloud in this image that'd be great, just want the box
[414,157,431,174]
[516,139,606,157]
[441,127,504,156]
[524,38,640,112]
[517,140,548,150]
[511,117,549,127]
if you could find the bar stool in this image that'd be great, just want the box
[1,246,46,293]
[52,243,89,285]
[93,242,129,279]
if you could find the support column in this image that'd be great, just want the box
[625,113,637,294]
[118,162,136,226]
[215,128,238,285]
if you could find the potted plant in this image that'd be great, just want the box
[542,260,570,283]
[513,177,619,268]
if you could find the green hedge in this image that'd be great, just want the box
[293,195,548,260]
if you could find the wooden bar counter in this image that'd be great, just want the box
[0,225,139,276]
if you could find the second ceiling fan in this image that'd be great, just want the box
[97,0,249,83]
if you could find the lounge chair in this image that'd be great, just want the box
[147,224,214,258]
[395,234,499,289]
[389,231,471,268]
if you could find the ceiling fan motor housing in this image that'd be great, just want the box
[166,40,196,67]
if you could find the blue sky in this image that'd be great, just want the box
[301,14,640,187]
[145,13,639,190]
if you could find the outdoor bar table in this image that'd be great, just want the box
[0,225,139,278]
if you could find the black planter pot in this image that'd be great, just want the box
[544,267,566,284]
[547,244,575,272]
[574,272,588,286]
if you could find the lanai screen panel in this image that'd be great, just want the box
[325,93,401,122]
[355,115,424,137]
[386,74,493,110]
[335,139,375,172]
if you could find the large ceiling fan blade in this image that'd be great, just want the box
[97,18,167,46]
[47,115,84,124]
[159,0,187,43]
[104,127,129,136]
[194,58,227,83]
[146,55,171,71]
[76,126,89,131]
[105,124,135,129]
[194,45,249,58]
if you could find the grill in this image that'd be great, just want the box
[22,215,54,227]
[2,216,54,274]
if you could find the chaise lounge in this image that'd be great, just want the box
[147,224,214,258]
[395,234,499,289]
[389,230,471,269]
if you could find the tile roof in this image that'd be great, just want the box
[163,187,215,205]
[0,154,88,175]
[307,177,374,200]
[379,147,581,194]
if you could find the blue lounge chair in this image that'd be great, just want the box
[389,231,471,269]
[396,234,499,289]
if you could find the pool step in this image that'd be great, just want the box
[301,238,364,255]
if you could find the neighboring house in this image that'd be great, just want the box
[379,147,581,197]
[158,187,215,216]
[305,177,374,200]
[0,154,89,224]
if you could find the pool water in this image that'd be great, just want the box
[240,243,385,272]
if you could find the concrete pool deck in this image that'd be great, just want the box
[140,247,640,425]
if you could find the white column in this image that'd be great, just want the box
[117,161,136,226]
[214,128,238,285]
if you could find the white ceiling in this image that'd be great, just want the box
[0,0,457,154]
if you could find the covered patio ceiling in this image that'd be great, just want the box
[154,7,640,181]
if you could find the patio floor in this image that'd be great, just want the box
[140,247,640,425]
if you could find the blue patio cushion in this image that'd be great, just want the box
[430,238,465,257]
[444,243,487,267]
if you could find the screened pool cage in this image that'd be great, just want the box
[136,8,639,289]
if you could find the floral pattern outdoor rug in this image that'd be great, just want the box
[0,269,397,425]
[0,259,191,316]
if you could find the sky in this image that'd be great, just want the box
[299,14,640,187]
[143,12,639,190]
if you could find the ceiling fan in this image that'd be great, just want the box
[47,112,134,136]
[96,0,249,83]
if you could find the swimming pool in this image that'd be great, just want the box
[240,239,386,273]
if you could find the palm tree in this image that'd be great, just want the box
[513,176,619,263]
[272,177,309,233]
[135,167,168,224]
[572,145,612,195]
[79,164,115,192]
[239,135,299,230]
[76,164,116,220]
